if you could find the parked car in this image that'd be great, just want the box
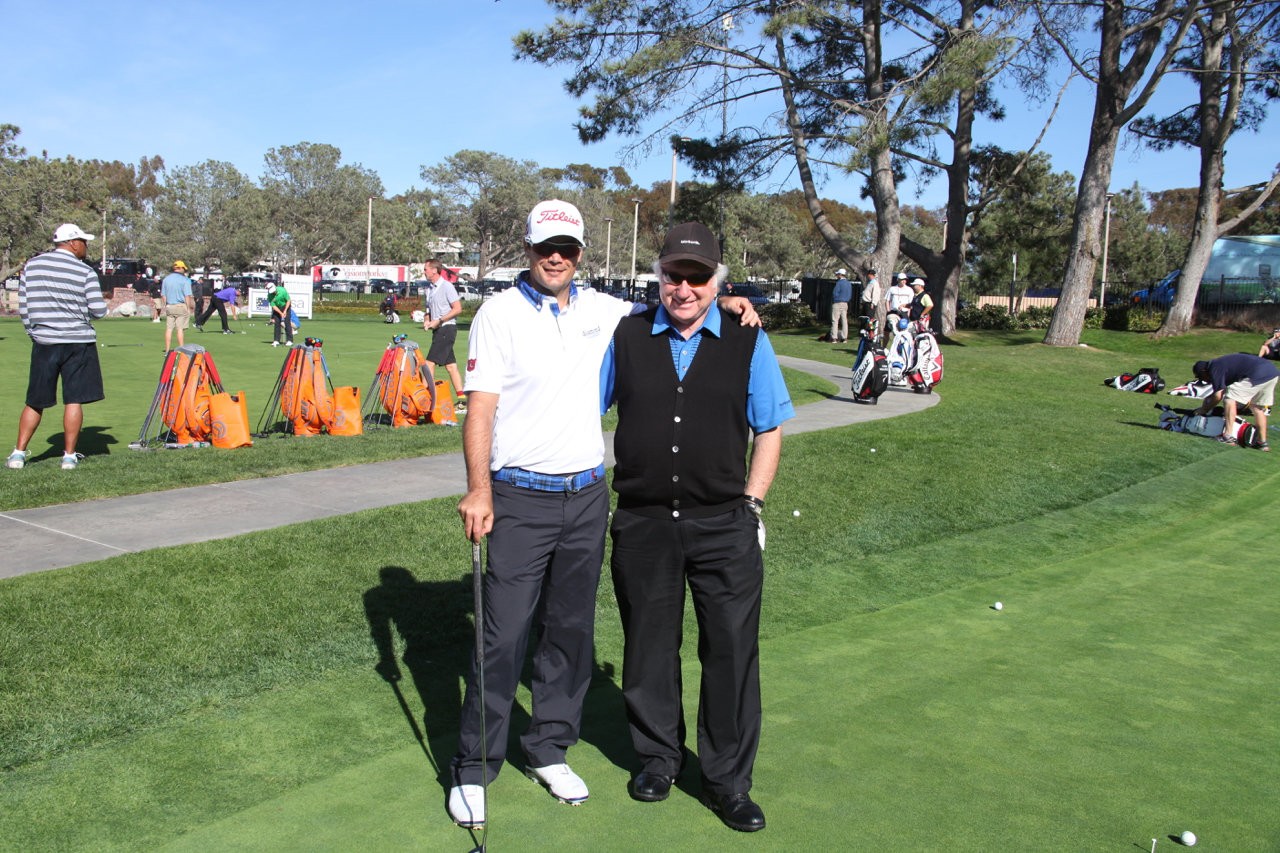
[325,280,355,294]
[719,282,769,307]
[457,284,482,302]
[368,278,398,293]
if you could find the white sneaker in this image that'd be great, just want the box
[271,341,280,347]
[6,449,29,469]
[61,452,84,470]
[447,784,485,827]
[525,763,589,804]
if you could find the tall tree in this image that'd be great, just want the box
[261,142,384,268]
[518,0,1058,334]
[421,150,552,278]
[1129,0,1280,336]
[1040,0,1199,346]
[144,161,272,274]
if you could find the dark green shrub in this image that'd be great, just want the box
[759,301,818,331]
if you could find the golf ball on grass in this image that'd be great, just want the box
[870,448,876,453]
[792,510,800,517]
[1181,830,1196,846]
[993,601,1003,611]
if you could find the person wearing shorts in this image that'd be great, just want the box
[161,260,194,352]
[1193,354,1279,451]
[422,259,465,411]
[7,223,108,471]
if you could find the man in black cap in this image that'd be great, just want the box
[602,221,794,831]
[1192,354,1278,450]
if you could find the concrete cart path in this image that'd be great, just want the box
[0,354,937,579]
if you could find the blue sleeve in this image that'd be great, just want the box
[747,331,795,433]
[600,337,617,415]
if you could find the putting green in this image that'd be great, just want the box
[3,453,1275,851]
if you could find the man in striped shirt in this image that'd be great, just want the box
[7,224,108,471]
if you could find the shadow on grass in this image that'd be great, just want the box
[362,565,636,794]
[36,424,119,461]
[363,565,471,786]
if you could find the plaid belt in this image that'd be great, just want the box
[492,463,605,493]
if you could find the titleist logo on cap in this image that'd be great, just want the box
[536,208,581,226]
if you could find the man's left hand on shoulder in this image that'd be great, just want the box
[720,295,761,328]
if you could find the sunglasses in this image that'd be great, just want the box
[660,267,715,286]
[530,242,582,259]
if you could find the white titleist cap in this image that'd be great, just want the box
[525,200,585,247]
[53,223,95,243]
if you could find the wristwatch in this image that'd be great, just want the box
[745,495,765,516]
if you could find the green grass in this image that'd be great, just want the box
[1,323,1276,849]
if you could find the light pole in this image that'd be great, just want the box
[603,217,614,287]
[668,136,691,226]
[629,198,642,300]
[1100,192,1115,311]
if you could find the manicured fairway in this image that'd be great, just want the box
[2,452,1273,851]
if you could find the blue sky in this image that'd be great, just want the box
[5,0,1277,214]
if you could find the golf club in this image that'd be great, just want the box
[470,538,488,853]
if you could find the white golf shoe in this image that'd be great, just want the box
[447,784,485,828]
[525,763,589,804]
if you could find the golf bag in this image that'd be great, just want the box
[131,345,251,449]
[850,316,889,404]
[1103,367,1165,393]
[885,317,915,387]
[255,338,363,437]
[1167,379,1213,398]
[905,328,943,394]
[362,336,456,428]
[1155,403,1259,446]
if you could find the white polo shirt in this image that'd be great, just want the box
[465,279,634,474]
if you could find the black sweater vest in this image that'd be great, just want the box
[612,307,755,518]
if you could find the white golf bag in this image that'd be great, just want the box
[905,329,943,393]
[885,319,915,387]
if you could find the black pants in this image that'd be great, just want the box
[451,478,609,785]
[197,296,229,331]
[609,506,764,797]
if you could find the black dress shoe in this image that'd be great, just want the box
[630,771,673,802]
[702,791,765,832]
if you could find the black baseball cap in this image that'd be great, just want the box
[660,222,721,267]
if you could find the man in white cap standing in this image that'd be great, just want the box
[448,200,759,829]
[884,271,913,344]
[7,224,107,471]
[830,267,853,343]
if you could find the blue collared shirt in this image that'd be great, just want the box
[601,304,794,434]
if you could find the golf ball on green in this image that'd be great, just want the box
[993,601,1003,611]
[1181,830,1196,846]
[793,510,800,517]
[870,448,876,453]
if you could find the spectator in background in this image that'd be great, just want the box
[161,261,194,353]
[860,268,883,330]
[7,224,108,471]
[1193,355,1278,451]
[908,278,933,329]
[421,259,466,411]
[267,282,294,348]
[830,268,852,343]
[196,282,238,334]
[884,272,913,344]
[148,274,163,322]
[1257,328,1280,361]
